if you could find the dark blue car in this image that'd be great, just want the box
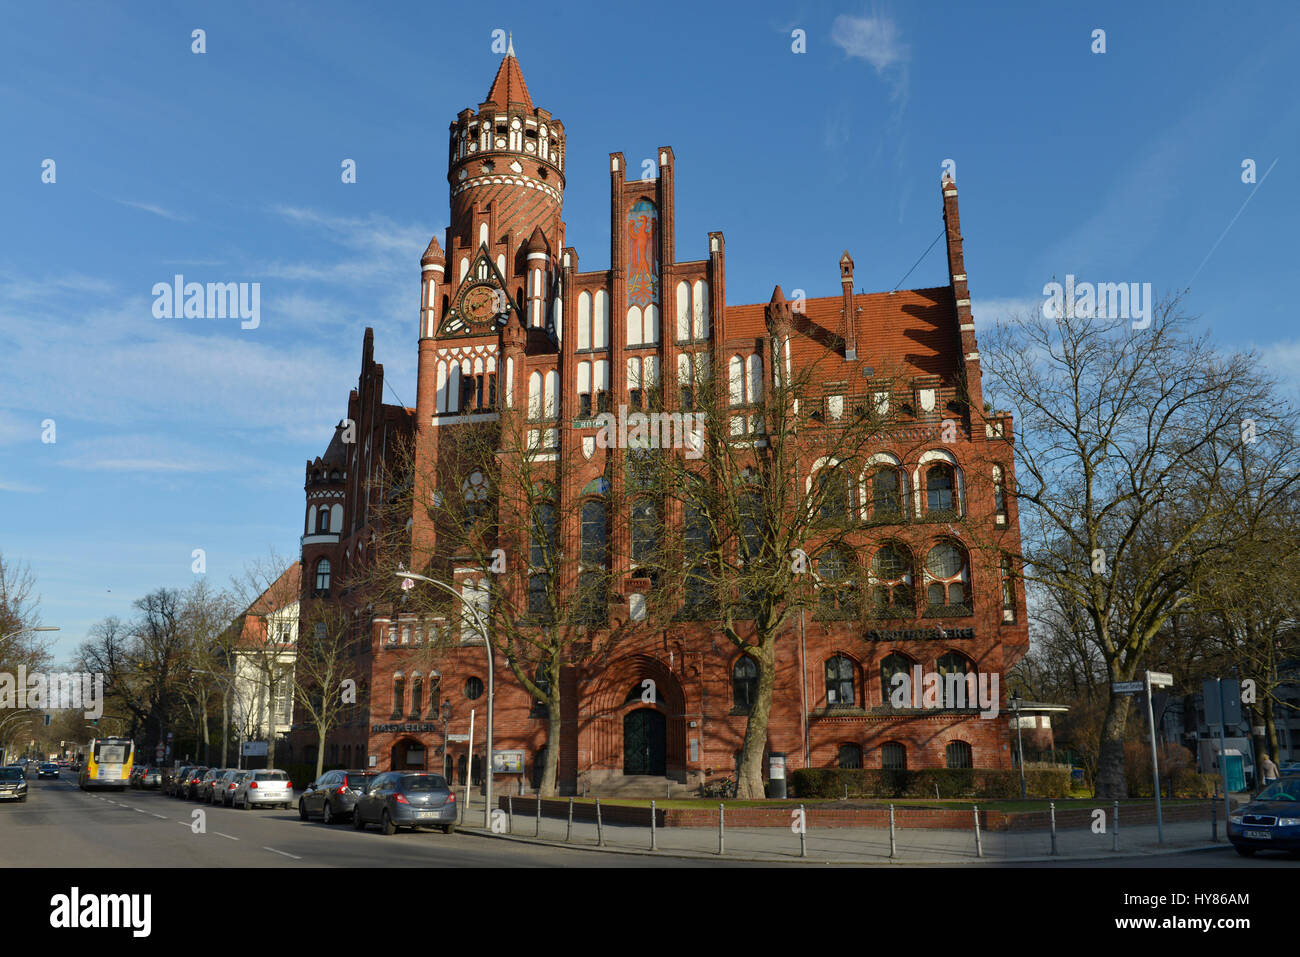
[352,772,456,835]
[1228,778,1300,856]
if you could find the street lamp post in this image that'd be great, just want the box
[440,700,453,779]
[1011,694,1027,800]
[398,570,494,828]
[1,625,59,643]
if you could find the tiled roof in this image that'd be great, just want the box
[484,49,533,111]
[725,286,961,381]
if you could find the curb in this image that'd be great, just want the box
[453,824,1228,865]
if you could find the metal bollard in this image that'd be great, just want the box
[535,794,541,837]
[718,803,725,855]
[973,805,983,858]
[799,803,807,858]
[650,800,657,851]
[1112,800,1119,852]
[889,803,896,859]
[595,797,605,847]
[507,795,514,834]
[567,797,574,843]
[1049,801,1057,856]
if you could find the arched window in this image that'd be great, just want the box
[881,653,914,708]
[732,656,758,713]
[870,466,904,520]
[870,544,913,618]
[924,542,970,615]
[926,463,956,513]
[925,540,967,616]
[814,465,852,523]
[881,741,907,770]
[464,677,484,700]
[630,498,658,566]
[936,652,974,709]
[410,675,423,717]
[945,740,973,769]
[530,500,557,569]
[530,668,551,717]
[837,744,863,769]
[580,500,608,566]
[683,497,713,617]
[816,547,857,617]
[993,464,1007,524]
[316,508,330,533]
[1001,554,1017,623]
[392,674,405,718]
[825,655,855,707]
[314,559,331,595]
[462,470,490,529]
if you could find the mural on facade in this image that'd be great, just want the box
[627,199,658,307]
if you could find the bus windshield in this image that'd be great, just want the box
[95,743,127,764]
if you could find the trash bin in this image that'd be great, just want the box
[768,753,787,800]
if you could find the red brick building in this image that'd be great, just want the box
[287,44,1029,792]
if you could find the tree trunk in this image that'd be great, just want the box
[1094,692,1133,799]
[539,699,561,797]
[315,726,326,780]
[736,640,775,800]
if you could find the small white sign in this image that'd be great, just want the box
[447,734,470,742]
[1147,671,1173,687]
[241,741,268,757]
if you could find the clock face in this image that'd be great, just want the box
[461,284,501,325]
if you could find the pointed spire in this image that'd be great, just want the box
[507,32,514,57]
[421,235,445,266]
[526,225,548,254]
[770,285,786,304]
[485,40,533,111]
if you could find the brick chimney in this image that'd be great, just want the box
[840,251,857,360]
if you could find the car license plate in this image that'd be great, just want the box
[1244,829,1272,840]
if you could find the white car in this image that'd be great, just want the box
[233,769,293,809]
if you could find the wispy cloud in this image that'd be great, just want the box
[0,479,42,493]
[831,12,909,74]
[113,198,188,222]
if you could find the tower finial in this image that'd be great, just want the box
[507,32,514,57]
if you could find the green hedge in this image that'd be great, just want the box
[789,767,1071,800]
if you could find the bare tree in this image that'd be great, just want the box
[650,322,913,799]
[982,297,1296,798]
[294,596,367,781]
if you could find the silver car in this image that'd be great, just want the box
[233,769,293,809]
[208,769,242,805]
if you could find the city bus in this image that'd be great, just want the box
[78,737,134,790]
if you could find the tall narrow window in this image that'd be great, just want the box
[732,656,758,713]
[392,675,405,719]
[825,655,855,707]
[926,464,955,513]
[881,654,913,708]
[871,467,903,520]
[314,559,331,595]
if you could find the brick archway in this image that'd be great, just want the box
[583,654,686,781]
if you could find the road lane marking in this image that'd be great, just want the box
[133,807,147,813]
[262,846,302,860]
[215,832,239,841]
[152,814,167,819]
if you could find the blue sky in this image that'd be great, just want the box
[3,1,1298,662]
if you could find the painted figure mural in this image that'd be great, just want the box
[627,199,659,307]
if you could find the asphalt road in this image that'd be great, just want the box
[0,770,746,868]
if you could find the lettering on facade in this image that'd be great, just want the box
[372,723,440,733]
[863,627,975,642]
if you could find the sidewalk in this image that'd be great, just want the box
[451,794,1227,864]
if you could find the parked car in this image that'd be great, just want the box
[196,769,227,803]
[37,763,60,780]
[233,769,293,810]
[140,766,162,789]
[208,769,241,805]
[299,769,376,825]
[165,766,192,797]
[1228,777,1300,856]
[182,766,210,800]
[352,772,456,835]
[0,767,28,802]
[219,770,249,807]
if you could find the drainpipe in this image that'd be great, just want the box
[800,607,809,767]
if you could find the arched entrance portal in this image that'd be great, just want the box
[390,738,427,771]
[623,708,667,776]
